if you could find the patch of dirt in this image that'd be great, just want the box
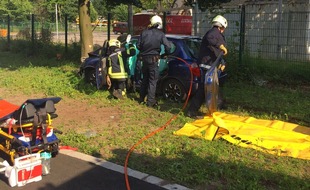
[0,88,122,134]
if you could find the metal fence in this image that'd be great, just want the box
[0,17,79,37]
[0,13,78,31]
[1,9,310,66]
[193,6,310,65]
[0,14,111,47]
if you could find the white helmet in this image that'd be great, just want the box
[109,39,121,48]
[150,15,163,29]
[212,15,228,28]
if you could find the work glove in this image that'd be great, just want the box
[106,75,111,89]
[218,59,226,71]
[219,44,228,55]
[218,64,226,72]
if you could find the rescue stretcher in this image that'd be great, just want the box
[0,97,62,166]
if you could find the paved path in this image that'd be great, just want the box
[0,149,191,190]
[9,31,120,46]
[51,31,120,45]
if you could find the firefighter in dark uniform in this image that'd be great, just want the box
[187,15,228,118]
[137,15,172,107]
[106,39,136,99]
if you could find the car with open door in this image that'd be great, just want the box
[79,34,226,103]
[130,34,202,102]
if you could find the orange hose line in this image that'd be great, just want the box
[124,56,195,190]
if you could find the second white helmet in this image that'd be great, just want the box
[150,15,163,29]
[212,15,228,28]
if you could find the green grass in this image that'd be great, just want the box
[0,49,309,190]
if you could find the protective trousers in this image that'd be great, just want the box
[111,79,125,91]
[139,55,159,106]
[187,79,205,115]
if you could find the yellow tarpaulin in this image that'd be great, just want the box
[174,112,310,160]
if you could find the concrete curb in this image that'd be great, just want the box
[60,149,192,190]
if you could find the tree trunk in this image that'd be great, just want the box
[78,0,93,63]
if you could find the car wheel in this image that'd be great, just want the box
[162,79,187,102]
[84,68,96,86]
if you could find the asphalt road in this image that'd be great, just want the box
[9,31,121,46]
[0,149,190,190]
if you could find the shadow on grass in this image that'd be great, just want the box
[110,148,309,190]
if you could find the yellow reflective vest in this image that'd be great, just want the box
[107,51,128,80]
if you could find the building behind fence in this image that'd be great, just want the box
[194,0,310,63]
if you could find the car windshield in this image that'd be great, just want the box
[182,38,201,59]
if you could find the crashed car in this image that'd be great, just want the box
[79,34,225,102]
[129,34,203,102]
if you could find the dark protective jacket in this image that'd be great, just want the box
[136,27,171,57]
[197,27,226,65]
[107,45,136,81]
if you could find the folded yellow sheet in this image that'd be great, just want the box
[174,112,310,160]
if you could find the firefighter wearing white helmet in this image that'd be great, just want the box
[106,38,136,99]
[136,15,172,107]
[149,15,163,29]
[186,15,229,118]
[212,15,228,29]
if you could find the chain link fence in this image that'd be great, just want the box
[1,8,310,68]
[193,7,310,65]
[0,16,79,38]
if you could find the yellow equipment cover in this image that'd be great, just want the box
[174,112,310,160]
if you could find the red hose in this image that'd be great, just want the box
[124,56,195,190]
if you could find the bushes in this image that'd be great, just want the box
[226,56,310,87]
[2,27,81,62]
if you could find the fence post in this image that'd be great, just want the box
[277,0,283,59]
[163,12,167,34]
[31,14,35,46]
[107,13,111,41]
[65,14,68,53]
[239,5,245,66]
[7,14,10,50]
[128,4,133,35]
[193,1,198,36]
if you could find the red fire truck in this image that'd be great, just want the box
[133,13,192,35]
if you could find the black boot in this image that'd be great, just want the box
[112,89,123,99]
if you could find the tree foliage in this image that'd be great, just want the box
[106,0,143,9]
[184,0,232,11]
[0,0,102,24]
[111,4,129,22]
[31,0,80,23]
[0,0,33,21]
[0,0,233,23]
[92,0,108,18]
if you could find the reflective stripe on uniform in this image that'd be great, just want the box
[108,52,128,79]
